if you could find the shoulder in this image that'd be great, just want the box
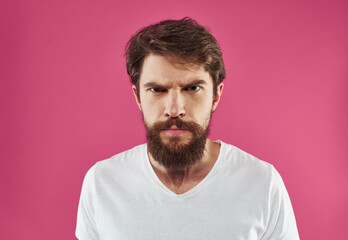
[218,142,299,238]
[219,140,288,198]
[218,141,281,185]
[220,141,274,172]
[86,144,147,180]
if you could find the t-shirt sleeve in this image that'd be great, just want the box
[75,164,100,240]
[261,166,300,240]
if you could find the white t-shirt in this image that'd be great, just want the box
[76,141,299,240]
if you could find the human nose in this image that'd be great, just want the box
[164,90,186,118]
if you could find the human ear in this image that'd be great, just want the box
[212,82,224,112]
[132,85,142,110]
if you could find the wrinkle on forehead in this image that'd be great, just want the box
[140,54,212,87]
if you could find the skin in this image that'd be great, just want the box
[132,54,224,194]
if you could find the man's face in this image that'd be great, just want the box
[133,54,223,169]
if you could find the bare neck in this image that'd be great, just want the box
[148,139,221,194]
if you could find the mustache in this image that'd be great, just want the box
[149,118,204,136]
[162,118,195,130]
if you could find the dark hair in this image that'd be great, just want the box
[125,17,226,97]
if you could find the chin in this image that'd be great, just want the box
[161,135,191,147]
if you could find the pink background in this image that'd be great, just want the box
[1,0,347,239]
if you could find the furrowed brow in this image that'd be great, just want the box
[183,79,207,87]
[143,79,207,89]
[143,82,166,88]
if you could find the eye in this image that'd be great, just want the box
[185,86,201,92]
[150,88,166,93]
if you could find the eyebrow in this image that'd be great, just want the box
[143,79,207,89]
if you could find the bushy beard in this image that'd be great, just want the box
[145,116,211,171]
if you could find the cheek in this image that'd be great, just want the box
[140,94,160,111]
[141,102,163,123]
[187,99,214,121]
[190,94,214,110]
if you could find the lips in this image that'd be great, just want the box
[163,127,189,136]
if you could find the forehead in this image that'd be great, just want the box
[139,54,212,86]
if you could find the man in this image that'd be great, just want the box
[76,17,299,240]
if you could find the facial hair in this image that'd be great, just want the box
[145,116,211,171]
